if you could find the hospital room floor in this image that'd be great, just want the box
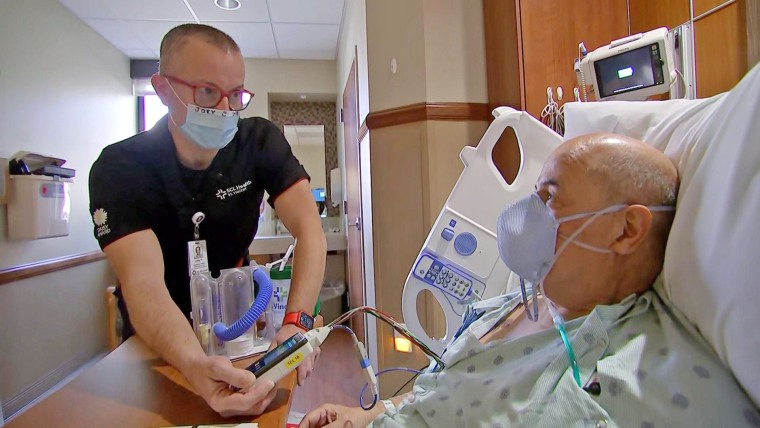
[291,330,367,412]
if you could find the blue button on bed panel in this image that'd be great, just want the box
[441,228,455,241]
[449,219,457,227]
[454,232,477,256]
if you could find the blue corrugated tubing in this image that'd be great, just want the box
[213,267,272,341]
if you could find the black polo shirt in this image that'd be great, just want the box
[89,115,308,318]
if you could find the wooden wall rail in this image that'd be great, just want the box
[365,102,490,130]
[0,251,106,286]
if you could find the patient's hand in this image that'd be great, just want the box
[298,403,381,427]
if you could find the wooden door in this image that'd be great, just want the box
[342,54,366,342]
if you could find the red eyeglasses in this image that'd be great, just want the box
[163,75,254,111]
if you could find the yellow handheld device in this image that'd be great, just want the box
[245,332,314,383]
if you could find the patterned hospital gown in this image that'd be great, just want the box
[372,278,760,427]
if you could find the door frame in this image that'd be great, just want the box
[341,47,378,370]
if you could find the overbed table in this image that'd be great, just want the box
[5,336,296,427]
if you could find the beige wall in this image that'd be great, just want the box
[366,0,428,112]
[0,1,135,270]
[365,0,488,112]
[422,0,488,103]
[243,59,337,120]
[0,0,131,419]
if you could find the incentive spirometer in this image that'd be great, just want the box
[401,107,563,355]
[190,264,277,359]
[575,27,676,101]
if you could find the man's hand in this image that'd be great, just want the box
[298,403,381,428]
[185,355,277,417]
[274,323,321,385]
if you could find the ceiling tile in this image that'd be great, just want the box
[60,0,345,59]
[59,0,119,19]
[211,22,279,58]
[110,0,195,21]
[60,0,195,20]
[273,23,339,59]
[128,20,194,54]
[268,0,345,24]
[122,49,159,59]
[187,0,270,22]
[84,19,147,50]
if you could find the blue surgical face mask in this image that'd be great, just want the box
[497,192,628,286]
[496,191,675,301]
[167,83,239,150]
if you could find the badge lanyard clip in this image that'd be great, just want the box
[192,212,204,240]
[188,212,210,278]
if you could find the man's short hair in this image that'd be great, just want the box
[159,23,240,74]
[566,134,679,261]
[566,135,678,207]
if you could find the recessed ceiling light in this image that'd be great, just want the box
[215,0,241,11]
[299,95,307,99]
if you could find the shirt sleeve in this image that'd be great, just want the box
[254,120,310,206]
[88,147,151,249]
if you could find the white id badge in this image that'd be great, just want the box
[188,240,210,278]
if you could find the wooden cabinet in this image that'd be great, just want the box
[694,1,749,97]
[629,0,691,34]
[695,0,730,17]
[484,0,629,121]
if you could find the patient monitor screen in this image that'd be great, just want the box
[594,43,665,98]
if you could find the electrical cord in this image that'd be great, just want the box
[329,306,446,370]
[327,307,448,410]
[328,324,380,410]
[359,367,425,410]
[391,364,430,397]
[540,87,565,135]
[674,68,688,98]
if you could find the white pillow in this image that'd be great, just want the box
[563,63,760,407]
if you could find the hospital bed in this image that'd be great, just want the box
[401,62,760,408]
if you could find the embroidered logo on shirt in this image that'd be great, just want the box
[216,180,252,200]
[93,208,111,237]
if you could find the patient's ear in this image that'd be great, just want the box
[610,205,652,254]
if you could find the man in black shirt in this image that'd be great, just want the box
[89,24,326,416]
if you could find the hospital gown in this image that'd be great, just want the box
[373,277,760,427]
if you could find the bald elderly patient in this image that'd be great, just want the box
[300,134,759,427]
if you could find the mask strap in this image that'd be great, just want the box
[519,277,539,322]
[554,203,634,258]
[165,78,190,127]
[557,204,675,255]
[556,204,627,223]
[557,234,613,253]
[648,205,676,212]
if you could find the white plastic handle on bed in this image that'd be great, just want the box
[401,107,563,355]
